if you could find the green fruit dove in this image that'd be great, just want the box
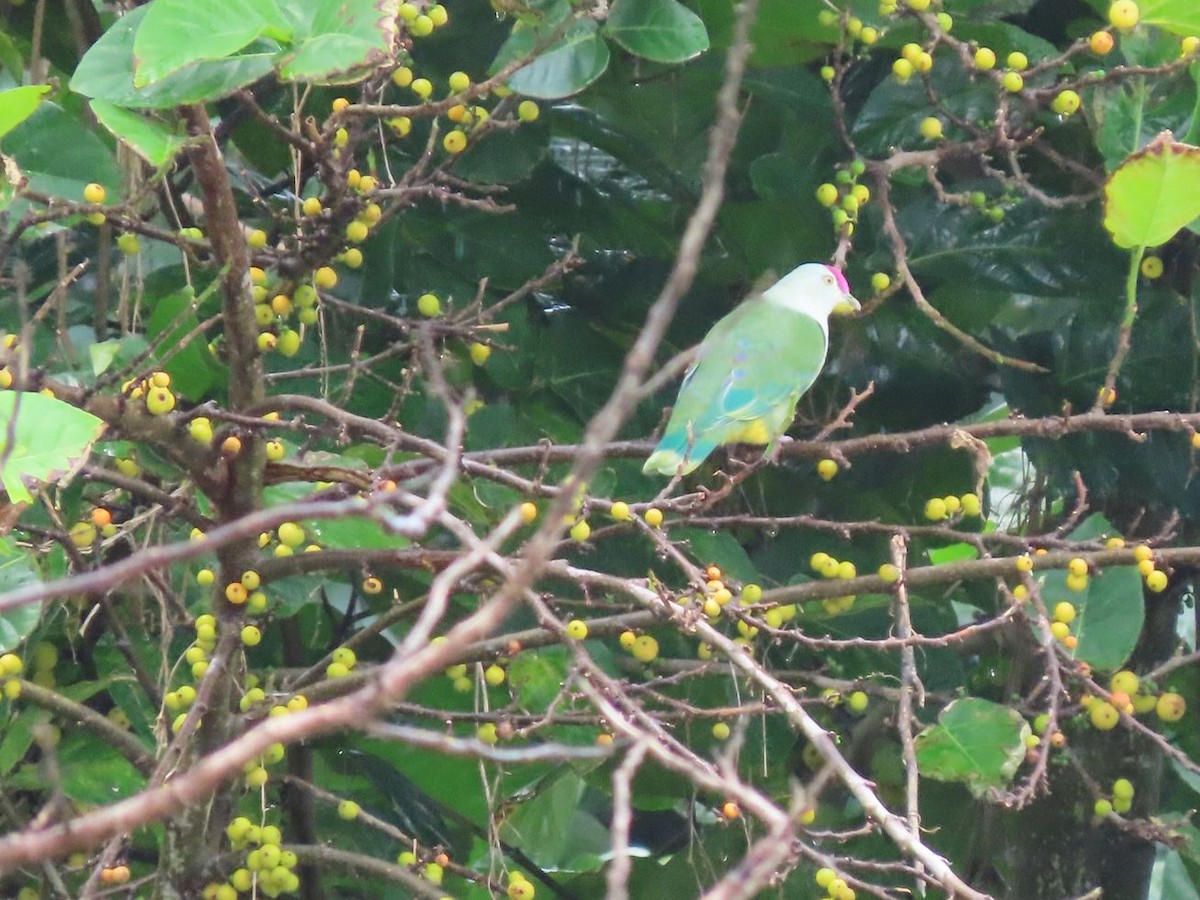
[643,263,859,476]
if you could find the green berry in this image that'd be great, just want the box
[847,690,869,713]
[1002,71,1024,93]
[338,799,362,819]
[871,272,890,292]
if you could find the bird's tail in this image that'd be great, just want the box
[642,430,716,477]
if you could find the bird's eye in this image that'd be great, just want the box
[823,275,834,285]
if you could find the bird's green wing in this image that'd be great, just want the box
[644,301,828,475]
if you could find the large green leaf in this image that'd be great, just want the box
[146,291,225,401]
[498,771,611,871]
[1104,133,1200,249]
[90,101,185,168]
[71,6,275,109]
[0,391,105,504]
[57,733,144,803]
[1040,565,1144,671]
[915,697,1028,797]
[493,13,611,99]
[132,0,292,87]
[274,0,400,84]
[1139,0,1200,35]
[0,85,50,140]
[604,0,709,64]
[0,102,120,201]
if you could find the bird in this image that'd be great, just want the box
[642,262,859,477]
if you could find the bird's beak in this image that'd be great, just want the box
[832,293,860,317]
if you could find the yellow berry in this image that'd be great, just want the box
[518,100,540,122]
[145,386,176,415]
[631,635,659,663]
[974,47,997,70]
[314,266,337,290]
[1089,700,1120,730]
[644,508,663,528]
[338,799,361,819]
[816,458,838,481]
[1156,691,1186,722]
[1002,71,1024,93]
[1109,0,1139,30]
[241,625,262,647]
[443,130,468,154]
[919,116,943,140]
[1053,601,1076,624]
[565,619,588,640]
[712,722,731,740]
[83,182,107,204]
[1090,30,1115,54]
[1006,51,1028,70]
[1110,670,1139,695]
[302,197,322,217]
[1141,256,1163,279]
[878,563,900,583]
[1146,569,1168,592]
[484,663,506,686]
[417,293,442,317]
[610,500,630,521]
[924,497,947,520]
[468,341,491,365]
[519,501,537,523]
[411,77,433,99]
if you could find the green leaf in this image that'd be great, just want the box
[89,101,185,168]
[132,0,291,87]
[507,646,569,712]
[0,537,40,650]
[57,732,144,803]
[671,528,758,584]
[499,771,611,871]
[1104,132,1200,249]
[0,102,121,201]
[71,6,276,109]
[604,0,709,64]
[492,14,611,99]
[1139,0,1200,36]
[274,0,401,84]
[1040,565,1144,671]
[915,697,1029,797]
[146,290,224,401]
[0,392,105,504]
[0,85,50,140]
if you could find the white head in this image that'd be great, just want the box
[762,262,859,322]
